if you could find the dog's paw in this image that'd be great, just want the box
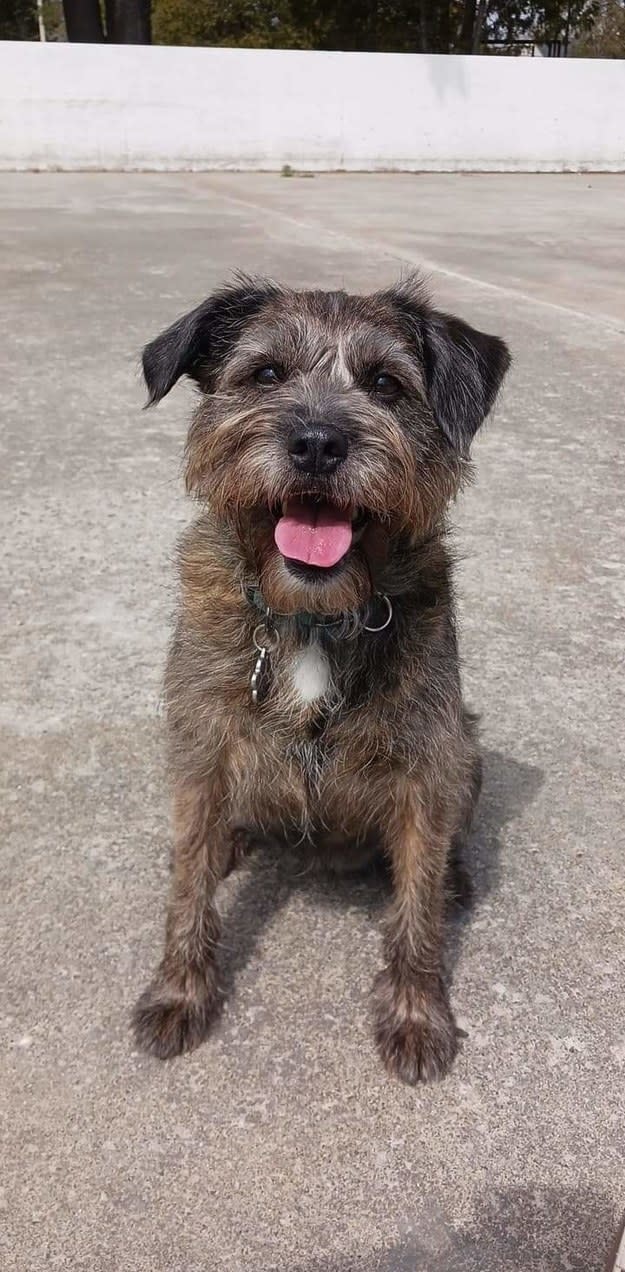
[372,969,459,1084]
[132,971,221,1060]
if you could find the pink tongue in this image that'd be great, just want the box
[274,500,353,568]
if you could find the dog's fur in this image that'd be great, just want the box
[133,274,510,1083]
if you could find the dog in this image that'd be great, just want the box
[132,273,510,1084]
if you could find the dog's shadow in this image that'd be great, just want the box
[219,749,544,996]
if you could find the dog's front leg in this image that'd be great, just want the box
[133,776,231,1059]
[373,781,458,1084]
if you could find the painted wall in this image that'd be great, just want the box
[1,41,624,172]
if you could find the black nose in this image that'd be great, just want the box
[287,423,348,475]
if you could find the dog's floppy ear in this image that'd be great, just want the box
[142,277,278,405]
[421,311,511,453]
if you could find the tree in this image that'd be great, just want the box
[4,0,613,53]
[152,1,605,54]
[574,0,625,54]
[151,1,457,51]
[61,0,151,42]
[61,0,104,41]
[105,0,151,43]
[0,0,37,39]
[152,0,317,49]
[482,1,598,50]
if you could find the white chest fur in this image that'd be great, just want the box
[290,643,331,705]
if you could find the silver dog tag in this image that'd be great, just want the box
[251,646,270,705]
[250,617,279,706]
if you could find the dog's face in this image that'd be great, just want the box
[143,275,509,614]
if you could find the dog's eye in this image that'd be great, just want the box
[372,372,402,399]
[254,366,281,387]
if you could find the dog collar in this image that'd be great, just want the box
[243,584,393,637]
[243,584,393,706]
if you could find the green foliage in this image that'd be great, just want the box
[152,1,457,51]
[574,0,625,55]
[151,1,607,54]
[2,0,620,55]
[152,0,317,49]
[42,1,67,39]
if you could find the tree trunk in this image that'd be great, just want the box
[105,0,151,44]
[419,0,429,51]
[62,0,104,42]
[459,0,477,51]
[472,0,488,51]
[439,0,451,52]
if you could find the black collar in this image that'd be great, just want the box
[243,584,393,639]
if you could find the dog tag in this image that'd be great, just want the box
[250,617,279,706]
[251,646,270,705]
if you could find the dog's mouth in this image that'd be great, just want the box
[272,497,367,571]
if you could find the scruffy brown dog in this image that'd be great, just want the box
[133,273,510,1083]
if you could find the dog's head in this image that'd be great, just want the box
[143,274,510,614]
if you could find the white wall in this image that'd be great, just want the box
[1,40,624,172]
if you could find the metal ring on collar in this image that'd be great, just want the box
[252,622,280,653]
[363,594,393,633]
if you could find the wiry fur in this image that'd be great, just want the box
[133,273,510,1083]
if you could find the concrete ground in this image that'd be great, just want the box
[1,172,624,1272]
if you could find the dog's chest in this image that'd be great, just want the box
[277,642,336,793]
[288,644,331,706]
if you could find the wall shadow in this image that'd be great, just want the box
[287,1185,618,1272]
[424,50,470,104]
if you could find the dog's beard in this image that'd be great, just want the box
[241,511,390,616]
[190,453,455,616]
[188,431,400,615]
[185,402,462,615]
